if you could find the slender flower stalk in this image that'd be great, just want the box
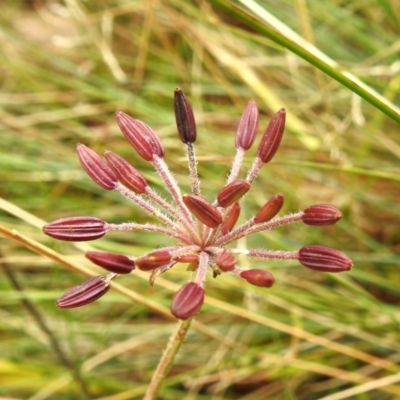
[43,89,353,319]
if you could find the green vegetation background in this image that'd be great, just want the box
[1,0,400,399]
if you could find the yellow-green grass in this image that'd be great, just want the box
[0,0,399,399]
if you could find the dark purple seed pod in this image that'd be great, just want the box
[221,202,241,235]
[76,144,117,190]
[136,250,172,271]
[240,269,275,287]
[170,282,204,320]
[104,151,148,194]
[85,251,135,274]
[299,245,353,272]
[116,111,164,161]
[235,99,258,150]
[254,193,284,224]
[182,194,223,228]
[174,87,196,144]
[56,276,111,308]
[217,180,251,208]
[216,249,236,272]
[257,108,286,163]
[302,204,342,226]
[43,216,107,241]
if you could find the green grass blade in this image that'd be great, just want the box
[207,0,400,124]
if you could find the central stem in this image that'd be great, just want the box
[143,318,193,400]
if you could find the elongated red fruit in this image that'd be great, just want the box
[136,250,172,271]
[257,108,286,163]
[85,251,135,274]
[216,249,236,272]
[254,193,284,223]
[56,276,110,308]
[182,194,222,228]
[43,216,107,241]
[116,111,164,161]
[104,151,148,194]
[302,204,342,226]
[174,87,196,144]
[77,144,117,190]
[221,202,241,235]
[170,282,204,320]
[217,180,251,208]
[240,269,274,287]
[299,245,353,272]
[235,99,258,150]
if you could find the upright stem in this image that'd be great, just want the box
[187,143,200,196]
[226,147,244,184]
[143,318,192,400]
[245,156,263,184]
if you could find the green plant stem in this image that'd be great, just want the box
[206,0,400,124]
[143,318,193,400]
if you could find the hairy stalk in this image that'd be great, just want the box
[143,318,192,400]
[116,183,182,230]
[187,142,200,196]
[245,156,264,184]
[215,212,304,246]
[106,222,190,243]
[145,186,184,219]
[152,156,200,241]
[227,147,245,184]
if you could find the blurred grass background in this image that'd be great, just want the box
[1,0,400,399]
